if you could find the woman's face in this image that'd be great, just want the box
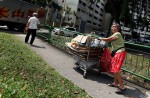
[111,24,118,33]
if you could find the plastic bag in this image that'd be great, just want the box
[99,40,108,48]
[24,27,28,33]
[91,39,100,47]
[100,48,112,72]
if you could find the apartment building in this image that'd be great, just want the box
[52,0,110,33]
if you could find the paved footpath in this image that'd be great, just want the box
[15,33,150,98]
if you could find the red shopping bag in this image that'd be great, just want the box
[24,27,28,33]
[24,22,29,33]
[100,48,112,72]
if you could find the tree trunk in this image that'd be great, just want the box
[106,17,114,37]
[46,7,51,24]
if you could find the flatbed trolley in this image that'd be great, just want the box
[65,42,103,78]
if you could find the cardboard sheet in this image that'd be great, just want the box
[74,35,88,44]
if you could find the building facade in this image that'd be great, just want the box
[75,0,107,33]
[51,0,110,33]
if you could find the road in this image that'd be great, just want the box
[0,27,150,98]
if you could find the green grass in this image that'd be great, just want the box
[0,33,91,98]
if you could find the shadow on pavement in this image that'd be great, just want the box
[24,42,46,49]
[30,44,46,49]
[0,27,24,34]
[73,67,149,98]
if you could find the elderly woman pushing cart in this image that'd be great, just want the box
[99,22,126,94]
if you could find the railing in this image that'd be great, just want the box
[37,25,72,51]
[125,42,150,53]
[121,48,150,87]
[37,25,150,89]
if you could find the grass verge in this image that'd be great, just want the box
[0,33,91,98]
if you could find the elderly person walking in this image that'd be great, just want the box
[25,12,40,45]
[99,22,126,94]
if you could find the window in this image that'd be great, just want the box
[79,0,82,3]
[66,27,76,31]
[101,2,104,6]
[87,20,91,23]
[89,6,93,10]
[93,22,97,25]
[96,4,99,8]
[101,8,104,12]
[77,8,80,11]
[99,19,102,21]
[94,16,97,19]
[82,2,86,6]
[100,13,102,16]
[89,14,92,17]
[95,10,98,14]
[98,24,101,27]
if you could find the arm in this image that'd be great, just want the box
[99,36,117,42]
[26,22,29,28]
[37,19,41,30]
[26,18,31,28]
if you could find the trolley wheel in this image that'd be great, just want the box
[75,62,79,65]
[76,66,80,70]
[98,71,101,76]
[83,72,87,79]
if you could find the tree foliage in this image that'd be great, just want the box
[96,0,150,33]
[104,0,131,25]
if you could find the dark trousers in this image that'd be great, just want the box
[25,29,37,44]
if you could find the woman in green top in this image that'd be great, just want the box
[100,22,126,94]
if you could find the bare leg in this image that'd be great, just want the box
[113,73,118,86]
[108,73,118,87]
[115,72,124,89]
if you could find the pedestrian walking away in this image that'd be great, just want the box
[99,22,126,94]
[25,12,40,45]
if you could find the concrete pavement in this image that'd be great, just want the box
[15,33,150,98]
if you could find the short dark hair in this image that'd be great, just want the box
[112,22,123,34]
[112,22,120,28]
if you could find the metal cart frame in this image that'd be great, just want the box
[66,42,102,78]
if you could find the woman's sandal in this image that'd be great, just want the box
[108,83,118,87]
[115,88,126,94]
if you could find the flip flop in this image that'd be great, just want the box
[108,83,118,87]
[115,88,126,94]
